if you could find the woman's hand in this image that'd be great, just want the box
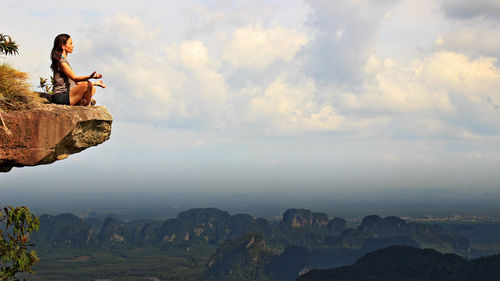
[93,80,106,88]
[89,71,103,79]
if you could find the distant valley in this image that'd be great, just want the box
[23,207,500,280]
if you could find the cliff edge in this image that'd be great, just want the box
[0,104,112,172]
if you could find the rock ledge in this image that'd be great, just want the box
[0,104,112,172]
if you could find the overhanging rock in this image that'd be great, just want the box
[0,104,112,172]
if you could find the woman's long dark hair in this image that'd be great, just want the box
[50,34,70,72]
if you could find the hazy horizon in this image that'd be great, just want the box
[2,184,499,220]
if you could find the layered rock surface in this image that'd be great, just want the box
[0,104,112,172]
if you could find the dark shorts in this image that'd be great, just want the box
[52,92,70,105]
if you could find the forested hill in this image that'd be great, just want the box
[297,245,500,281]
[27,208,477,281]
[31,207,469,255]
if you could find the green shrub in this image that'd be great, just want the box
[1,206,40,281]
[0,64,44,112]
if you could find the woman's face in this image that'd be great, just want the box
[63,38,74,54]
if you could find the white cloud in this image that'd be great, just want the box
[301,0,400,85]
[77,14,232,125]
[165,40,229,114]
[246,75,344,135]
[79,8,500,141]
[338,51,500,138]
[340,54,454,114]
[418,52,500,105]
[77,12,339,136]
[222,23,306,69]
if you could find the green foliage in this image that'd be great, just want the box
[0,206,40,280]
[38,76,54,95]
[0,34,19,56]
[202,233,275,281]
[32,214,98,252]
[27,246,215,281]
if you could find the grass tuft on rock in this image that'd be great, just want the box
[0,63,45,112]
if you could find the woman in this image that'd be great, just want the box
[50,34,106,106]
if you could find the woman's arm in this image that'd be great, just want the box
[60,62,102,82]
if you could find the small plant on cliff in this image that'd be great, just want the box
[0,34,19,56]
[0,64,44,112]
[38,76,54,95]
[0,206,40,281]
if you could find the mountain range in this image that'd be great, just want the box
[30,207,473,281]
[32,208,469,255]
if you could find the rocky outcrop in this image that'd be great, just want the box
[157,208,272,245]
[355,215,470,253]
[328,217,347,235]
[202,233,274,281]
[282,209,330,228]
[0,104,112,172]
[32,213,96,250]
[99,217,131,248]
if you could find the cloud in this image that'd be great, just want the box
[301,0,399,85]
[340,56,454,115]
[440,0,500,20]
[222,22,306,69]
[245,74,344,135]
[79,13,162,59]
[78,14,206,123]
[433,0,500,60]
[184,0,279,37]
[417,52,500,105]
[77,12,343,136]
[165,40,230,123]
[80,8,500,141]
[434,22,500,59]
[338,51,500,138]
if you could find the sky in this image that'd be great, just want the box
[1,0,500,214]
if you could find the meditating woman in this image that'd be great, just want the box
[50,33,106,106]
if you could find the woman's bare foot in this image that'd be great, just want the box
[93,80,106,88]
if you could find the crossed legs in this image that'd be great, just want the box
[69,81,95,106]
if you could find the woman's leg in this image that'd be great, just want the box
[90,86,97,105]
[81,81,95,106]
[90,85,96,101]
[69,81,93,106]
